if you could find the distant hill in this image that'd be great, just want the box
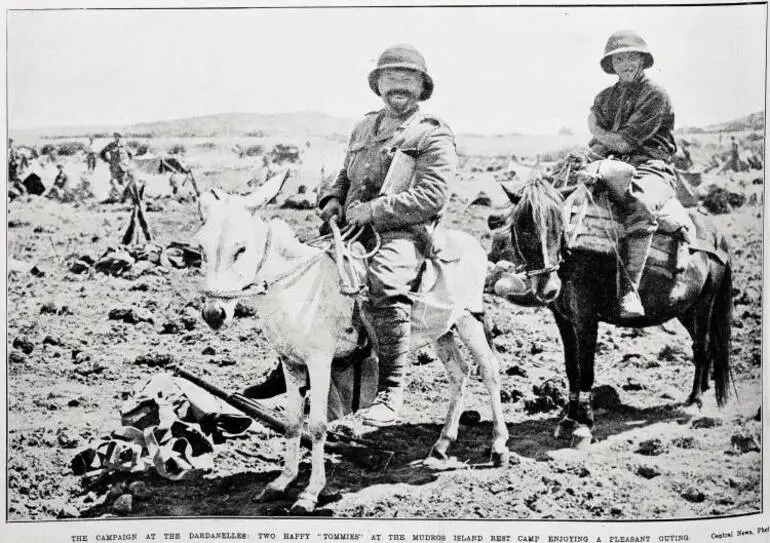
[12,111,356,139]
[679,111,764,134]
[130,111,355,137]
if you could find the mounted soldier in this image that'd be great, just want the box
[245,44,458,428]
[585,30,679,319]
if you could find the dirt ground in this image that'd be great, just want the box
[5,135,763,520]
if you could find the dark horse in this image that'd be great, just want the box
[494,178,733,447]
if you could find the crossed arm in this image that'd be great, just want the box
[587,112,635,155]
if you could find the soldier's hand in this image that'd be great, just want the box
[317,197,343,222]
[346,201,373,227]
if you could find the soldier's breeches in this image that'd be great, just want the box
[624,160,677,237]
[367,232,425,309]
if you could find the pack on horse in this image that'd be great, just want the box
[489,171,733,448]
[195,172,510,513]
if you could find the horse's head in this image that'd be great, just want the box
[194,172,288,329]
[501,177,565,304]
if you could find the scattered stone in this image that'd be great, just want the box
[68,255,95,274]
[129,283,150,292]
[213,358,236,367]
[202,346,216,356]
[592,385,622,410]
[134,353,175,368]
[73,360,105,377]
[692,416,723,429]
[414,351,434,366]
[40,302,59,315]
[179,315,197,331]
[56,504,80,519]
[755,407,761,422]
[108,307,155,325]
[234,302,257,318]
[57,429,79,449]
[529,343,544,355]
[622,378,645,391]
[459,410,482,426]
[43,335,63,347]
[505,365,527,378]
[636,439,667,456]
[680,486,706,503]
[72,351,91,365]
[500,389,523,404]
[113,494,133,515]
[8,352,25,364]
[128,481,151,500]
[13,337,34,355]
[525,377,566,414]
[637,465,661,479]
[731,432,761,454]
[8,219,30,228]
[160,321,181,335]
[658,344,680,362]
[671,436,698,449]
[67,398,81,407]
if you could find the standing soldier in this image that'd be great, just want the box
[8,138,26,199]
[314,44,457,426]
[587,30,678,319]
[100,132,134,201]
[86,137,98,173]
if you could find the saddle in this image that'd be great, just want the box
[563,184,696,279]
[330,223,469,349]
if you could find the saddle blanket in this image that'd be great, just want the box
[563,186,696,278]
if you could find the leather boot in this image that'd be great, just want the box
[617,233,654,319]
[243,362,287,399]
[359,303,411,427]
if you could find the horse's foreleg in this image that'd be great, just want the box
[574,319,599,436]
[552,310,579,440]
[430,333,470,462]
[255,360,306,503]
[455,316,510,466]
[291,356,333,514]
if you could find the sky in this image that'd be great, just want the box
[6,3,768,135]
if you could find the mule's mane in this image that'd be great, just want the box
[511,177,564,234]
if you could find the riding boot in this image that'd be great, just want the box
[243,362,287,399]
[617,233,654,319]
[359,303,411,427]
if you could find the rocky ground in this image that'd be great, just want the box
[5,147,763,520]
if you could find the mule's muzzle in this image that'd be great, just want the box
[202,304,227,330]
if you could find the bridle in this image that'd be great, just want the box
[510,203,563,279]
[203,222,327,299]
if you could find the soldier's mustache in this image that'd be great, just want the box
[386,89,414,98]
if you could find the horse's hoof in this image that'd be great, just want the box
[570,426,592,451]
[679,401,702,418]
[428,446,449,462]
[253,486,284,503]
[491,449,511,467]
[290,495,317,515]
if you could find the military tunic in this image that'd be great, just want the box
[319,107,457,307]
[590,74,678,235]
[100,141,134,185]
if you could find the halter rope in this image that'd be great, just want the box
[203,222,327,299]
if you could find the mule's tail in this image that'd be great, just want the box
[711,262,733,407]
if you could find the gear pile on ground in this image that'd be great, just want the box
[68,242,202,278]
[71,374,252,482]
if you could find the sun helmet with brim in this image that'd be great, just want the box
[368,44,434,101]
[600,30,654,74]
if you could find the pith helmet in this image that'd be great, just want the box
[368,44,434,100]
[600,30,654,74]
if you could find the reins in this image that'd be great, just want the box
[203,222,327,299]
[204,220,382,300]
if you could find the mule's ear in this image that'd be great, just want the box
[244,169,291,212]
[198,189,223,223]
[500,182,522,204]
